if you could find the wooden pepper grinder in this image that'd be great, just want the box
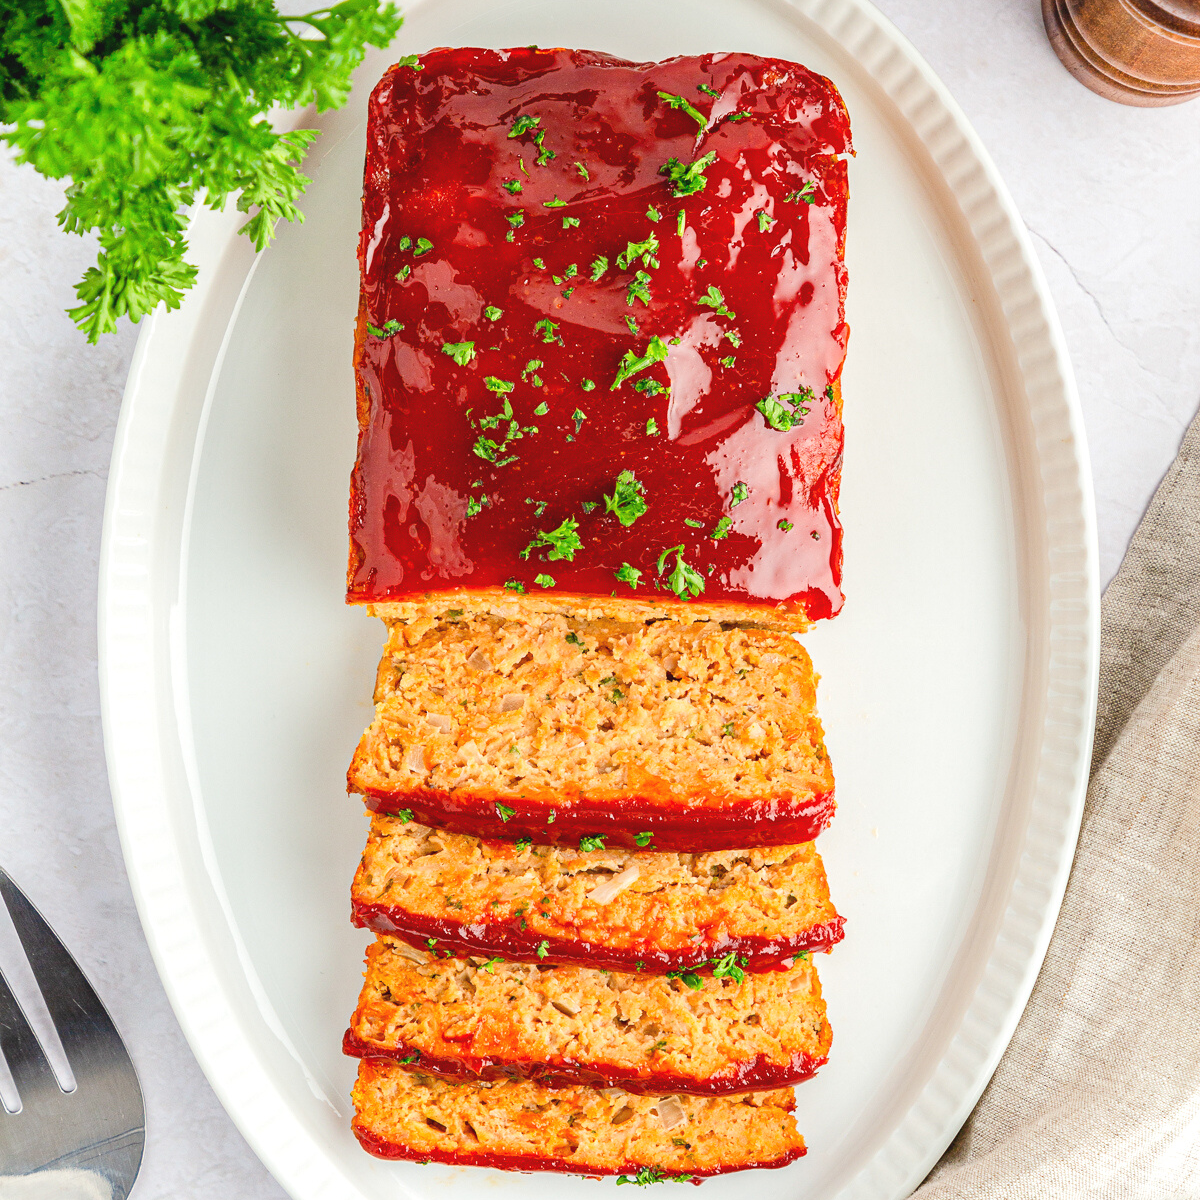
[1043,0,1200,105]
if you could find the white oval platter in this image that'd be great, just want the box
[98,1,1099,1198]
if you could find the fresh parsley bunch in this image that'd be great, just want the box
[0,0,402,342]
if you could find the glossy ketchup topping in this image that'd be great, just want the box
[350,48,852,617]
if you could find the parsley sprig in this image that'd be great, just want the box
[1,0,403,342]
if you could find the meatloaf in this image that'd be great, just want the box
[349,47,851,631]
[351,1058,805,1176]
[352,813,844,972]
[348,613,835,849]
[344,937,831,1094]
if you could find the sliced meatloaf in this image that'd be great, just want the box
[344,937,831,1094]
[351,1058,805,1176]
[348,614,835,850]
[352,814,843,972]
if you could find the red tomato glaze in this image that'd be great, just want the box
[349,47,851,618]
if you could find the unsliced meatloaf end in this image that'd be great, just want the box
[351,814,844,972]
[347,614,835,850]
[349,48,852,633]
[351,1059,805,1177]
[344,937,831,1094]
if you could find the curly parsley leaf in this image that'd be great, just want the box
[612,335,669,389]
[603,470,648,527]
[1,0,403,342]
[579,835,607,852]
[615,562,643,589]
[656,89,706,130]
[659,151,717,197]
[442,341,476,366]
[522,516,583,562]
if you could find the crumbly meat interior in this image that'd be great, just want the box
[349,937,830,1090]
[353,815,841,961]
[352,1058,803,1174]
[348,614,832,808]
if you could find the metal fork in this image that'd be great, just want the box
[0,868,144,1200]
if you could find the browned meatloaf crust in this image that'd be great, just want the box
[352,814,844,972]
[348,614,835,850]
[344,937,831,1094]
[351,1058,805,1176]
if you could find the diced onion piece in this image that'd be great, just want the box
[395,942,430,965]
[653,1097,686,1131]
[550,999,579,1018]
[587,863,640,905]
[405,744,427,773]
[424,713,453,733]
[499,693,524,713]
[466,648,491,672]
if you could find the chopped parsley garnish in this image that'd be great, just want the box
[697,83,721,97]
[472,436,503,461]
[579,835,607,852]
[523,359,544,376]
[534,573,556,588]
[564,632,586,648]
[627,270,652,306]
[564,263,579,278]
[536,940,550,958]
[581,379,596,391]
[646,417,660,436]
[786,181,818,204]
[399,1052,420,1064]
[719,355,735,367]
[603,470,648,526]
[676,209,686,235]
[441,341,475,365]
[534,401,549,415]
[756,210,776,232]
[684,518,704,528]
[711,516,733,539]
[522,516,583,562]
[526,497,548,517]
[484,305,503,321]
[660,151,717,197]
[666,969,704,990]
[533,257,546,269]
[634,831,654,847]
[572,408,587,431]
[698,285,735,318]
[730,482,749,507]
[721,722,734,737]
[414,237,433,257]
[724,111,750,122]
[574,161,590,180]
[506,210,525,228]
[508,114,541,138]
[544,196,567,208]
[710,951,746,983]
[496,802,516,822]
[777,519,794,532]
[504,579,525,593]
[625,314,640,335]
[612,335,669,389]
[615,563,643,589]
[590,256,609,280]
[617,233,659,271]
[724,329,742,347]
[502,179,522,194]
[646,205,662,222]
[484,376,513,392]
[757,396,802,432]
[561,287,574,299]
[399,236,412,251]
[656,90,707,130]
[396,808,415,823]
[467,496,486,517]
[634,379,666,396]
[395,265,411,281]
[366,319,403,337]
[657,546,705,599]
[563,216,580,229]
[534,318,562,344]
[481,957,505,974]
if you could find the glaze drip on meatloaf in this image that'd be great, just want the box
[351,1058,805,1176]
[351,814,843,972]
[345,937,831,1094]
[348,614,835,849]
[349,47,851,629]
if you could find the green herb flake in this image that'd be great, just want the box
[615,563,643,589]
[366,318,403,338]
[710,950,746,984]
[579,835,607,852]
[534,573,556,588]
[757,396,799,432]
[441,341,475,366]
[581,379,596,392]
[626,270,652,307]
[719,355,735,367]
[590,255,609,281]
[414,237,434,257]
[710,516,733,540]
[777,519,794,532]
[634,831,654,847]
[484,376,514,392]
[666,969,704,991]
[481,956,505,974]
[495,802,516,822]
[616,233,659,271]
[484,305,503,321]
[396,808,415,824]
[625,314,640,335]
[657,546,704,600]
[399,1051,420,1064]
[571,408,587,432]
[532,257,546,269]
[786,181,817,204]
[730,482,749,507]
[603,471,648,527]
[534,318,561,344]
[399,236,412,251]
[656,90,707,131]
[660,151,717,197]
[646,205,662,222]
[612,335,669,390]
[574,161,591,180]
[697,83,720,97]
[536,940,550,958]
[724,329,742,347]
[646,417,660,436]
[698,285,735,319]
[395,266,411,282]
[563,216,580,229]
[503,181,523,197]
[684,518,703,528]
[756,210,776,233]
[523,516,583,562]
[466,496,484,517]
[508,114,541,138]
[506,210,526,228]
[533,401,549,415]
[544,196,567,208]
[504,579,526,593]
[676,209,686,235]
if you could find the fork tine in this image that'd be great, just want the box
[0,868,120,1055]
[0,963,59,1107]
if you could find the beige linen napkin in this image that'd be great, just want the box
[914,408,1200,1198]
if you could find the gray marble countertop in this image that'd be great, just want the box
[1,3,1198,1196]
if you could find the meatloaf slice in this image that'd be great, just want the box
[352,814,843,972]
[351,1059,805,1177]
[348,614,835,850]
[344,937,831,1094]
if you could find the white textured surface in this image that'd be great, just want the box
[0,3,1195,1198]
